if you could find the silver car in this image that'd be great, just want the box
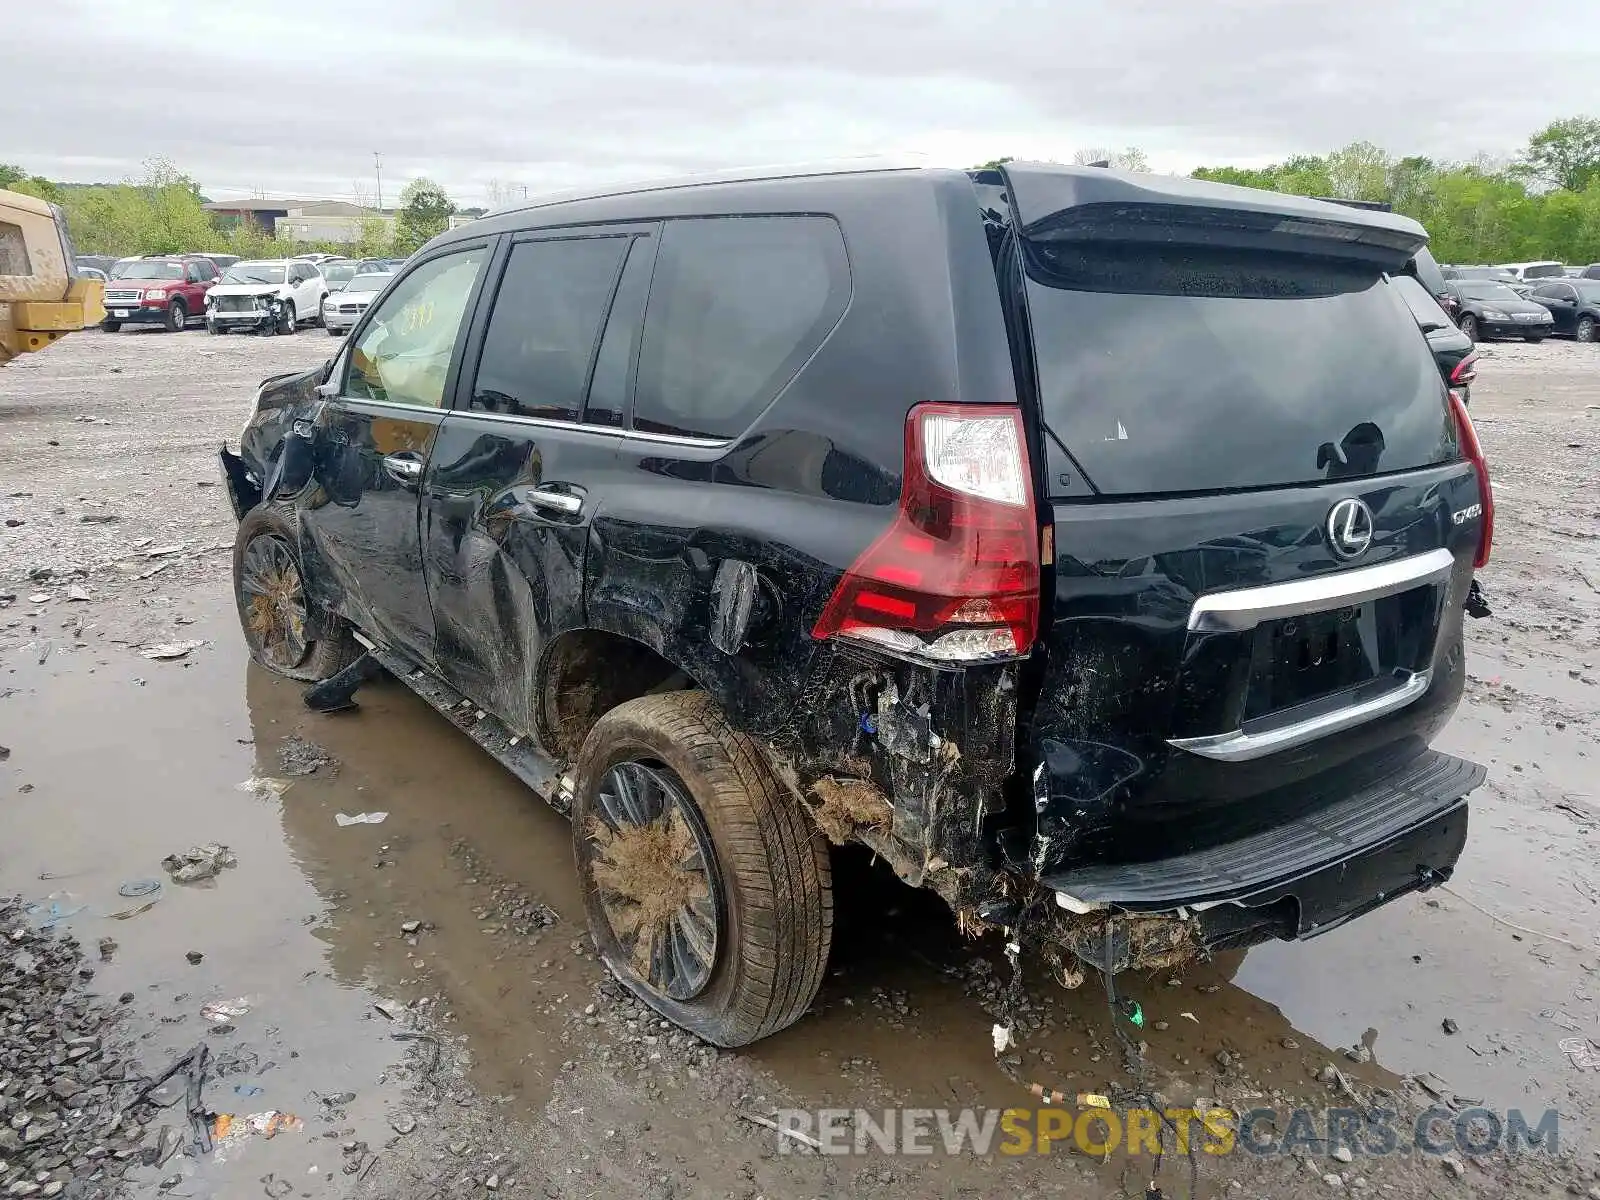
[320,271,393,336]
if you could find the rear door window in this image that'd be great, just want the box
[470,236,629,422]
[632,216,849,440]
[1023,244,1454,497]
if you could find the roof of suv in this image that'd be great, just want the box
[428,160,1428,251]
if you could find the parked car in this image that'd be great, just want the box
[198,252,241,270]
[107,257,140,280]
[1392,274,1476,403]
[1531,279,1600,342]
[319,271,392,335]
[204,259,327,335]
[1443,265,1516,281]
[101,255,219,332]
[1579,263,1600,280]
[1446,280,1553,341]
[319,261,361,293]
[76,266,108,283]
[220,164,1491,1047]
[74,254,118,276]
[1494,260,1567,282]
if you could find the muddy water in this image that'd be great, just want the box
[4,577,1594,1199]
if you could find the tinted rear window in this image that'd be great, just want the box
[1024,244,1454,497]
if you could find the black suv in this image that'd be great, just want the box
[220,164,1492,1047]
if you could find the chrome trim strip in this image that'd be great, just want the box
[1187,548,1455,633]
[1168,668,1433,762]
[328,398,730,449]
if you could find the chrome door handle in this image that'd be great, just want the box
[523,487,582,515]
[382,453,424,485]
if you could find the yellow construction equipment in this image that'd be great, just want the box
[0,187,104,366]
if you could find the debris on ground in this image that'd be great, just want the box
[187,950,205,965]
[236,776,293,800]
[140,639,205,660]
[201,997,252,1023]
[374,998,408,1021]
[210,1111,304,1163]
[278,734,337,777]
[1441,1017,1459,1035]
[335,811,388,826]
[162,843,238,883]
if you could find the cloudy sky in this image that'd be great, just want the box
[5,0,1595,207]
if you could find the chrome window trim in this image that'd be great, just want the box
[333,396,730,448]
[1186,548,1455,633]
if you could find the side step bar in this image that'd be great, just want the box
[1042,749,1484,909]
[354,639,571,815]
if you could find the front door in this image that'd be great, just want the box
[424,227,654,733]
[299,243,490,666]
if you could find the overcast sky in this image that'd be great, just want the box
[5,0,1595,208]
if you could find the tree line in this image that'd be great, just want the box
[8,117,1600,267]
[0,158,463,261]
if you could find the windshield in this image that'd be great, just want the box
[1523,263,1566,280]
[322,263,357,284]
[223,263,286,285]
[1570,281,1600,301]
[348,273,393,292]
[1023,243,1452,496]
[114,261,184,281]
[1458,283,1519,302]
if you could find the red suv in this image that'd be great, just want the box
[102,256,219,332]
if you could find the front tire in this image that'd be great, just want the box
[572,692,832,1047]
[1459,314,1478,342]
[232,505,357,682]
[165,300,187,332]
[1578,315,1597,343]
[1523,335,1544,343]
[101,321,121,333]
[276,300,296,336]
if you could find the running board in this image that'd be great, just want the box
[359,638,570,815]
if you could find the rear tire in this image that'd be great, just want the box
[1578,315,1597,343]
[1459,315,1478,343]
[232,505,358,682]
[572,691,832,1047]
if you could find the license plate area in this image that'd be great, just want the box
[1242,587,1437,721]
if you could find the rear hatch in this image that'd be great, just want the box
[996,165,1489,879]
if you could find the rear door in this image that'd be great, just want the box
[1534,283,1577,334]
[421,225,652,728]
[998,167,1486,872]
[299,243,490,665]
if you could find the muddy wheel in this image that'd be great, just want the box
[232,506,356,682]
[572,692,832,1047]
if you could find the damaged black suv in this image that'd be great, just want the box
[221,163,1492,1047]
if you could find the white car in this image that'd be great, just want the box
[204,259,327,335]
[321,271,394,336]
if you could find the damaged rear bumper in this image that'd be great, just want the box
[1041,750,1481,971]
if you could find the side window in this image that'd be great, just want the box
[470,237,628,421]
[345,247,486,409]
[584,237,653,428]
[632,216,849,440]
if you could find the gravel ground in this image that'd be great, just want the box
[1,328,1598,1199]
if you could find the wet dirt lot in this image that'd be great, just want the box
[1,328,1597,1199]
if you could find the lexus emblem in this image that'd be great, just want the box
[1327,498,1374,560]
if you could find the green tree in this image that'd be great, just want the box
[393,178,454,254]
[1325,141,1390,202]
[354,215,395,258]
[1514,117,1600,193]
[0,164,26,189]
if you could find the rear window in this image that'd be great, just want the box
[1024,244,1454,497]
[1523,263,1566,280]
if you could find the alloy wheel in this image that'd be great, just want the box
[237,534,311,671]
[586,761,722,1001]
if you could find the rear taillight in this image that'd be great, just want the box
[1449,391,1493,569]
[1449,351,1478,386]
[812,403,1040,663]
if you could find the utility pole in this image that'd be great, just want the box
[373,152,384,211]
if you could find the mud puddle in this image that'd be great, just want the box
[2,582,1594,1197]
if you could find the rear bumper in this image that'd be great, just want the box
[1043,750,1481,960]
